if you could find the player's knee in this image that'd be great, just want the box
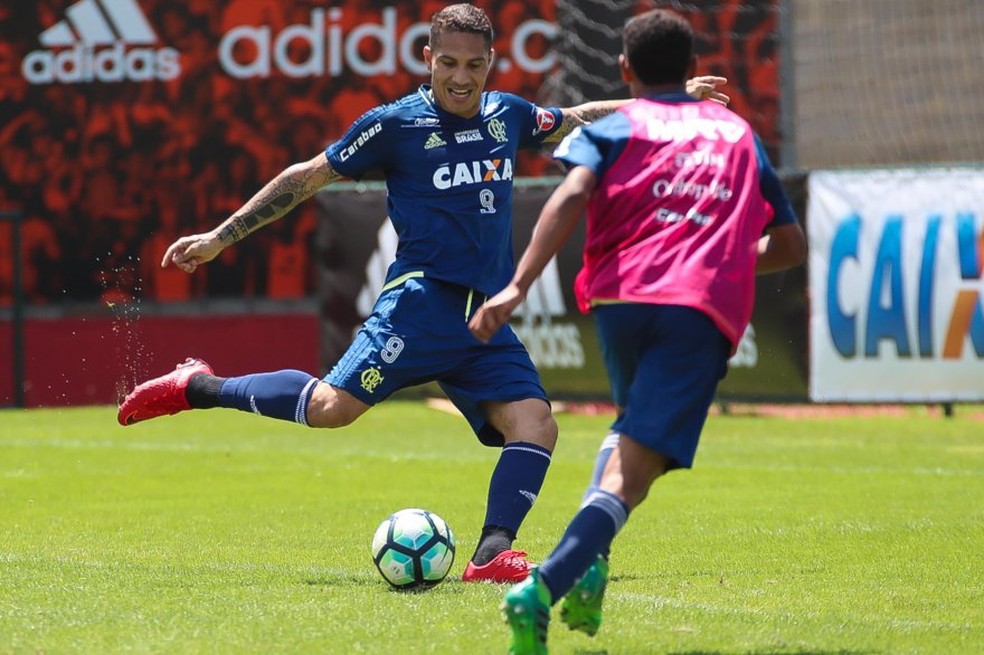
[489,398,558,450]
[522,410,558,451]
[541,413,559,449]
[305,382,367,428]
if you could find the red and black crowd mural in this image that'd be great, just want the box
[0,0,779,305]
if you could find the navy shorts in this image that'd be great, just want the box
[325,276,548,446]
[593,303,730,470]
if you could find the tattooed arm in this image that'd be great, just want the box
[544,100,633,144]
[162,153,342,273]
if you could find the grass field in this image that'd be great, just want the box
[1,402,982,654]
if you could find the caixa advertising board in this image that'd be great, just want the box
[808,168,984,402]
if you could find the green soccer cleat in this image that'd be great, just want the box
[501,567,551,655]
[560,555,609,637]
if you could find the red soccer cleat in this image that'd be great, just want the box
[117,358,213,426]
[461,549,535,583]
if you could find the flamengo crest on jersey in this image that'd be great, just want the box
[22,0,181,83]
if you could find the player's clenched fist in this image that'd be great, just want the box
[162,232,224,273]
[469,283,525,343]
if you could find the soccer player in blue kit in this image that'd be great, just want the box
[118,3,727,583]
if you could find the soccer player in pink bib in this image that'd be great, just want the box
[469,8,806,653]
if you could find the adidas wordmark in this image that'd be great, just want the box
[22,0,181,84]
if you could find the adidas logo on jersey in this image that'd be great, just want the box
[21,0,181,84]
[424,132,447,150]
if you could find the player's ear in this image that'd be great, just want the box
[619,54,633,84]
[488,47,495,70]
[423,44,433,71]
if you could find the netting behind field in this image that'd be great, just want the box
[551,0,635,105]
[553,0,783,164]
[788,0,984,168]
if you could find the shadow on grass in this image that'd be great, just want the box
[303,575,468,594]
[573,651,877,655]
[663,651,878,655]
[303,575,372,587]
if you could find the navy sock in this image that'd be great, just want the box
[475,441,552,561]
[217,370,319,425]
[538,489,629,604]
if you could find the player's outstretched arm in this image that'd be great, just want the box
[163,153,343,273]
[545,76,729,143]
[546,100,633,143]
[469,166,598,342]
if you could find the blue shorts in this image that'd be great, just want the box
[593,303,730,470]
[325,276,548,446]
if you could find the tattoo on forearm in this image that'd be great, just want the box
[548,99,635,143]
[217,218,248,243]
[215,160,341,245]
[255,192,295,221]
[576,106,618,123]
[550,105,621,143]
[216,196,292,244]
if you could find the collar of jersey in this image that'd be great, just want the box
[643,91,699,103]
[418,84,486,122]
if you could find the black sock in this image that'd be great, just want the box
[471,525,516,565]
[186,374,227,409]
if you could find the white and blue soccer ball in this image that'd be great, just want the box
[371,508,456,590]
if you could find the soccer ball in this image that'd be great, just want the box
[371,508,456,590]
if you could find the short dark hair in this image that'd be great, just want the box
[622,9,694,86]
[429,3,494,51]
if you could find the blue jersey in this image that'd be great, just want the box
[326,85,563,296]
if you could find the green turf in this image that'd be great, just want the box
[1,403,982,654]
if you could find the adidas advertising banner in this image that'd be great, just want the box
[808,169,984,402]
[316,177,809,401]
[1,0,559,308]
